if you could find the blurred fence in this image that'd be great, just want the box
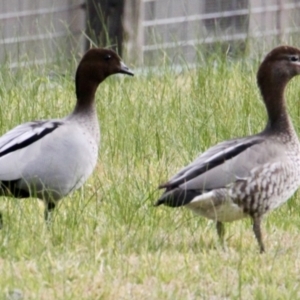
[1,0,300,67]
[141,0,300,65]
[0,0,85,67]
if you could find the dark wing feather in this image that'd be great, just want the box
[0,120,63,158]
[159,135,265,190]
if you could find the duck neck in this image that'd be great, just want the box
[260,80,292,133]
[73,77,99,115]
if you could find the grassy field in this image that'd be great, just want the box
[1,51,300,299]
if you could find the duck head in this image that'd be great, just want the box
[76,48,133,84]
[257,46,300,131]
[75,48,134,105]
[257,46,300,88]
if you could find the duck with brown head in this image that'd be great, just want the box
[74,48,133,113]
[257,46,300,132]
[155,45,300,252]
[0,48,133,225]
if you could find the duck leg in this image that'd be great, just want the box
[216,221,225,243]
[252,216,265,253]
[44,202,56,225]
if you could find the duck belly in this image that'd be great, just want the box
[185,191,247,222]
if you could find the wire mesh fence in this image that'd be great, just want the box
[0,0,85,67]
[0,0,300,67]
[141,0,300,65]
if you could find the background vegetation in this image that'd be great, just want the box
[0,49,300,299]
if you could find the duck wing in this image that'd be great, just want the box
[156,134,285,206]
[0,120,63,181]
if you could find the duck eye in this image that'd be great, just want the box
[290,55,299,62]
[104,54,111,61]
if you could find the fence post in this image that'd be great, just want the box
[123,0,143,65]
[85,0,125,56]
[277,0,284,43]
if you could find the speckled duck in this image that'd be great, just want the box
[155,46,300,252]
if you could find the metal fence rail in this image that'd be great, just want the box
[141,0,300,64]
[0,1,85,67]
[1,0,300,67]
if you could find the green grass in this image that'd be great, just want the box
[1,52,300,299]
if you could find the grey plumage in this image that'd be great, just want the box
[0,48,134,224]
[0,118,99,201]
[155,45,300,252]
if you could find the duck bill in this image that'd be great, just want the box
[119,61,134,76]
